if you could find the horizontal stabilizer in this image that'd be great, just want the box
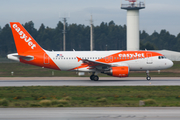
[7,53,34,61]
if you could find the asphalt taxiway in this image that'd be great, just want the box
[1,107,180,120]
[0,77,180,86]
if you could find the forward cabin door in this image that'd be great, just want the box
[146,53,153,64]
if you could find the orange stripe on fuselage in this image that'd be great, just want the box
[69,51,163,71]
[96,51,162,63]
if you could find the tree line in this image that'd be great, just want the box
[0,21,180,57]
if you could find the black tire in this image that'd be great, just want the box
[93,75,99,81]
[146,76,151,81]
[90,75,94,80]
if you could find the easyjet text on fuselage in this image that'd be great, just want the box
[119,53,145,58]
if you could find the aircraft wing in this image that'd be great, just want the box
[83,59,110,67]
[76,57,122,70]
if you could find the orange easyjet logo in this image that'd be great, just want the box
[12,24,36,49]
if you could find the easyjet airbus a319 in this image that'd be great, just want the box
[7,22,173,81]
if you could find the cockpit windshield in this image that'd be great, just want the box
[158,56,166,59]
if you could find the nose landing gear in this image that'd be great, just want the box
[146,70,151,81]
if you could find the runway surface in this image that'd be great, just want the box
[1,107,180,120]
[0,77,180,86]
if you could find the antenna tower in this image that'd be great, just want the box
[90,15,94,51]
[62,18,67,51]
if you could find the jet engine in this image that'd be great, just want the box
[103,66,129,77]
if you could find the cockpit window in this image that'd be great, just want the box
[158,56,166,59]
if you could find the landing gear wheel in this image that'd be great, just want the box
[93,75,99,81]
[146,76,151,81]
[146,70,151,81]
[90,75,94,80]
[90,75,99,81]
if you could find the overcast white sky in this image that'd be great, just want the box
[0,0,180,35]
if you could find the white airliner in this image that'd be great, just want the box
[7,22,173,81]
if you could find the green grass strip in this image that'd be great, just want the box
[0,86,180,107]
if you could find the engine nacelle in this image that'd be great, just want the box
[104,66,129,77]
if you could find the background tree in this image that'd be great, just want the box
[0,21,179,57]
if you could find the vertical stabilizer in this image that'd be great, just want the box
[10,22,43,54]
[9,22,60,70]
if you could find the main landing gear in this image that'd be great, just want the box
[146,70,151,81]
[90,73,99,81]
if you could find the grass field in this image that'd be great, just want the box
[0,86,180,107]
[0,62,180,77]
[0,61,180,108]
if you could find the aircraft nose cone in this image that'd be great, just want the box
[170,60,174,67]
[167,60,173,68]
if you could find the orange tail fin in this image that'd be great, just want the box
[10,22,60,70]
[10,22,43,54]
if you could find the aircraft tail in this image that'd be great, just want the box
[10,22,43,54]
[9,22,60,70]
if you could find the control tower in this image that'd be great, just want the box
[121,0,145,51]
